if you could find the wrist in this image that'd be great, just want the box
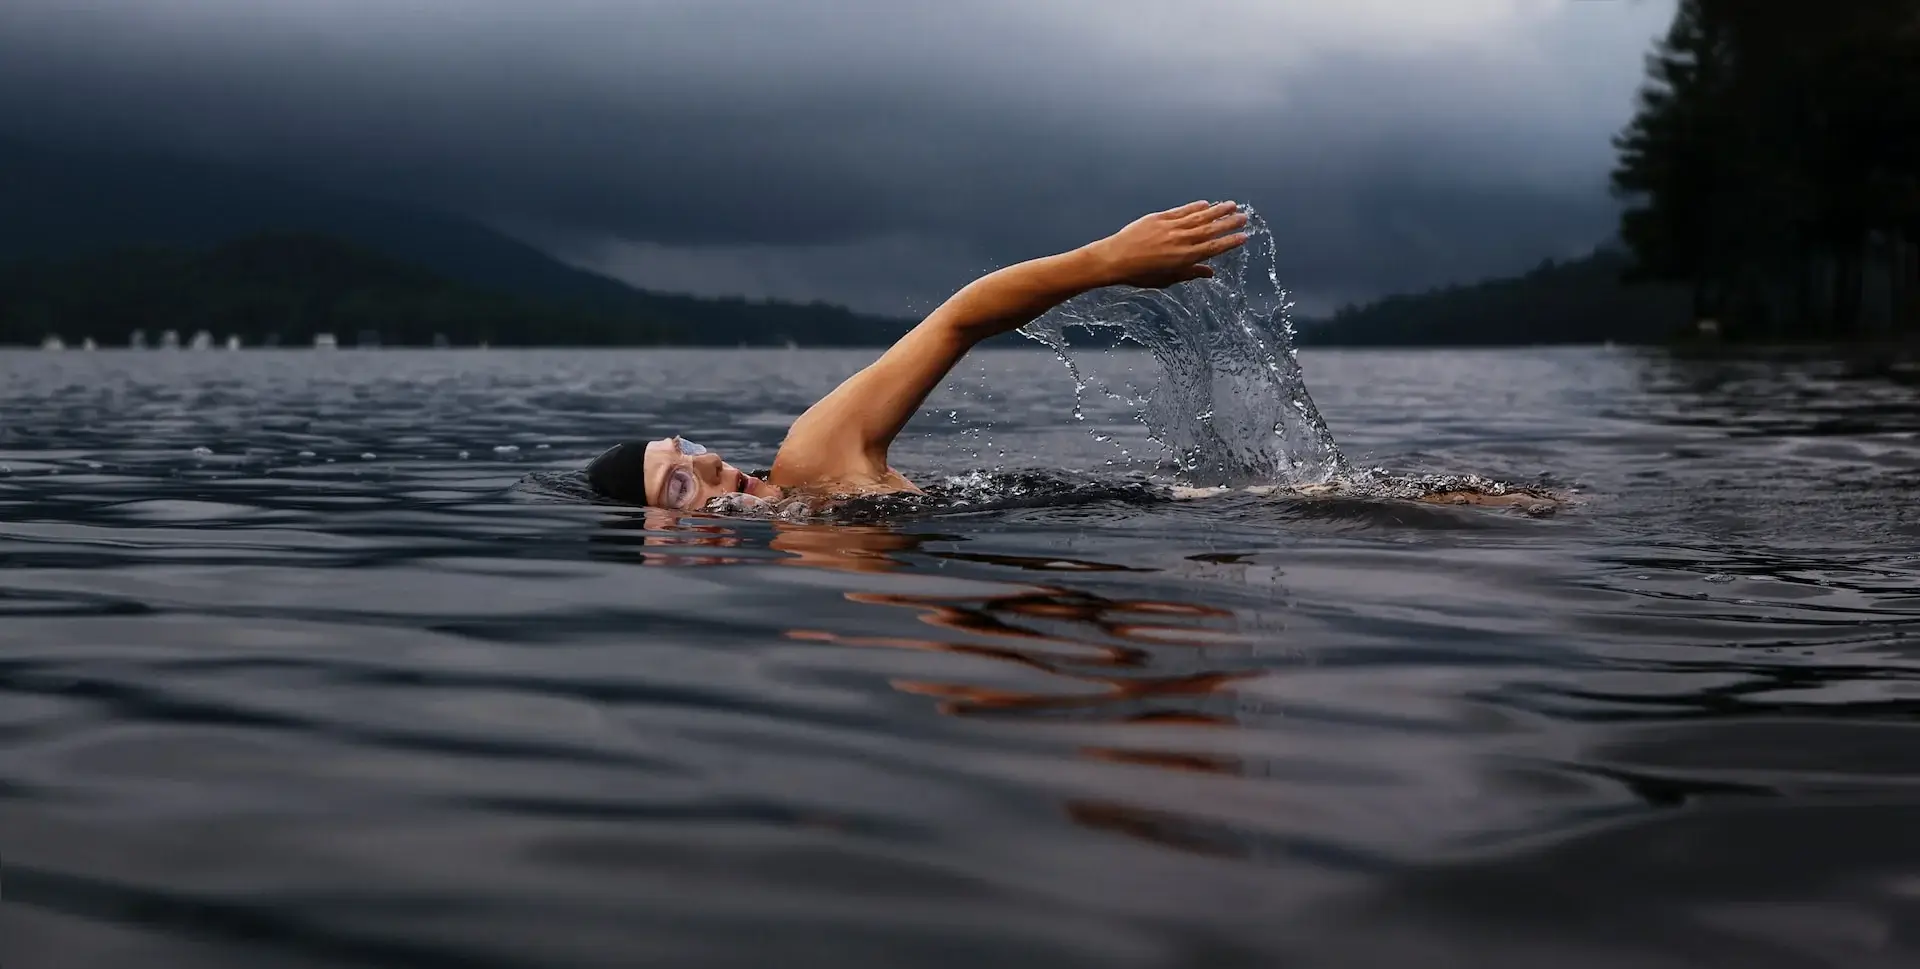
[1072,238,1124,289]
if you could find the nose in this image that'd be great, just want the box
[690,451,725,483]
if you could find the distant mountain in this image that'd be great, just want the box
[0,232,689,347]
[1297,249,1692,347]
[0,140,911,345]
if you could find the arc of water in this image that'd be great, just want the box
[1019,207,1347,487]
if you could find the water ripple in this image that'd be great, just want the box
[1,347,1917,967]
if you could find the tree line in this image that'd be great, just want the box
[1297,249,1688,346]
[1613,0,1920,341]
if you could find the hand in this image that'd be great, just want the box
[1084,200,1250,289]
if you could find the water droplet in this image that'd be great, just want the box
[191,446,213,457]
[535,443,550,449]
[494,445,520,454]
[1703,573,1735,584]
[458,451,471,460]
[360,452,376,460]
[297,450,316,458]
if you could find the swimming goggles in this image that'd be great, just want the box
[654,438,711,509]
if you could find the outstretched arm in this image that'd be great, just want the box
[769,201,1250,489]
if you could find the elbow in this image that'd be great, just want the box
[916,312,989,352]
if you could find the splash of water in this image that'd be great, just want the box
[1018,206,1347,487]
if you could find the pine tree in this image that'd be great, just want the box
[1613,0,1920,340]
[1611,0,1735,329]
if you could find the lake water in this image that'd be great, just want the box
[2,346,1917,968]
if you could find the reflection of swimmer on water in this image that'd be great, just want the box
[584,200,1559,514]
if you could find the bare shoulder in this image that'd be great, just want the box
[768,408,873,488]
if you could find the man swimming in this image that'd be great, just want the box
[587,200,1559,514]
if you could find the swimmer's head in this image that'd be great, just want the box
[586,437,781,510]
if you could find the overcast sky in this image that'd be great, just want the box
[0,0,1675,315]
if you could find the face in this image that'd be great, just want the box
[644,436,782,510]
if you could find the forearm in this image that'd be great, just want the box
[921,245,1116,346]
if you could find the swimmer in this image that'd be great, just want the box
[586,201,1560,513]
[589,200,1252,510]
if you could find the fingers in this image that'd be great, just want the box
[1196,231,1250,260]
[1189,210,1249,239]
[1162,200,1213,218]
[1175,200,1239,227]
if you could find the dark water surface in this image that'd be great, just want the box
[3,347,1918,968]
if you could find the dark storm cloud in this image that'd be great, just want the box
[0,1,1674,313]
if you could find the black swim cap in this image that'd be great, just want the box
[586,441,651,505]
